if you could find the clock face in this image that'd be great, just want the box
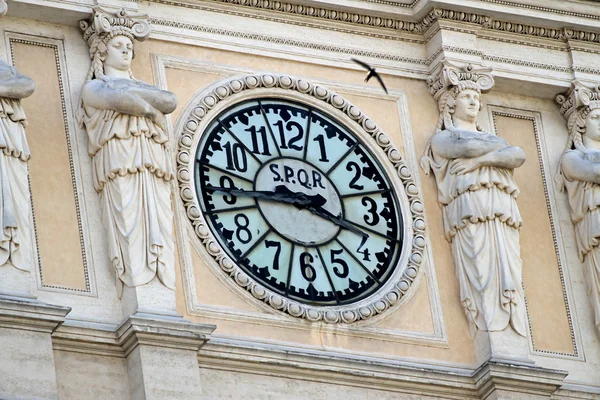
[195,98,403,306]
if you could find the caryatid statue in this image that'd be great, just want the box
[421,62,527,336]
[556,82,600,335]
[0,0,36,272]
[79,8,178,297]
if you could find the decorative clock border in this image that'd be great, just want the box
[176,73,426,323]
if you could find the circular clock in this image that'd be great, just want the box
[196,98,402,306]
[177,74,426,323]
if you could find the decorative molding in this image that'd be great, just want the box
[147,1,600,47]
[482,54,572,73]
[197,336,569,399]
[479,0,600,21]
[175,73,426,324]
[572,65,600,75]
[6,34,93,295]
[149,3,424,43]
[0,296,70,334]
[51,315,216,358]
[151,18,426,65]
[116,314,215,357]
[357,0,421,7]
[489,107,580,359]
[420,8,492,31]
[426,46,484,65]
[478,34,568,52]
[149,0,422,33]
[143,1,600,79]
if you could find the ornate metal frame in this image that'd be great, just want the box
[175,73,426,323]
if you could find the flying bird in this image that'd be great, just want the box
[351,58,388,94]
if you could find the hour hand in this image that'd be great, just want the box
[207,185,325,207]
[305,205,368,239]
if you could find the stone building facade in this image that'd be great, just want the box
[0,0,599,398]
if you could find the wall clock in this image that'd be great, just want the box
[176,74,426,323]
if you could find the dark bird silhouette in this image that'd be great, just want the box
[351,58,388,94]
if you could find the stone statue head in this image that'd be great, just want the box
[104,35,134,73]
[87,32,136,81]
[566,102,600,151]
[438,84,484,132]
[80,7,150,82]
[556,82,600,152]
[428,62,493,133]
[0,0,8,17]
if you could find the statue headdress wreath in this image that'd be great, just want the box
[79,7,151,83]
[420,61,495,174]
[554,81,600,190]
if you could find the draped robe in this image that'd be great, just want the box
[82,87,175,296]
[562,149,600,331]
[424,129,527,336]
[0,94,33,271]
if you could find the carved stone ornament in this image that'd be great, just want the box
[176,74,426,323]
[79,8,178,297]
[421,61,527,337]
[556,81,600,336]
[0,0,36,272]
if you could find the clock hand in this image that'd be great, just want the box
[207,185,325,207]
[209,184,365,237]
[305,204,369,239]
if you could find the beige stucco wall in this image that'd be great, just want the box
[7,33,580,367]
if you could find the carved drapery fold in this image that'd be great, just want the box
[79,8,177,296]
[556,81,600,335]
[0,1,36,273]
[421,61,527,336]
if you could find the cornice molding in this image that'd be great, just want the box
[478,0,600,21]
[197,336,571,399]
[357,0,421,7]
[144,0,600,50]
[0,296,71,334]
[151,17,426,65]
[52,314,216,358]
[147,0,423,33]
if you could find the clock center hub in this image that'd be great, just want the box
[255,158,342,246]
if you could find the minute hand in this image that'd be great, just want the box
[305,205,368,239]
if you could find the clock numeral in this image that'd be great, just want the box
[246,125,271,156]
[330,249,349,278]
[361,197,380,226]
[313,134,329,162]
[346,161,364,190]
[219,176,237,205]
[356,236,371,261]
[234,213,252,244]
[224,142,248,172]
[264,240,281,270]
[275,120,304,151]
[300,252,316,282]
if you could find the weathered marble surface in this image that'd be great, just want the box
[80,8,177,297]
[557,82,600,337]
[422,63,527,337]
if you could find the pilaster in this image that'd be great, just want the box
[0,296,70,400]
[116,313,216,400]
[474,360,568,399]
